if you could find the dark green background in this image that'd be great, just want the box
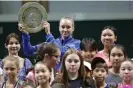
[0,19,133,60]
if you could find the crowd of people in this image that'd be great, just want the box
[0,16,133,88]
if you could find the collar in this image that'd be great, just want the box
[59,35,73,43]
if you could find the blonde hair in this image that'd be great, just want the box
[60,16,75,28]
[3,56,20,69]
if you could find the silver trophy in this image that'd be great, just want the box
[18,2,47,33]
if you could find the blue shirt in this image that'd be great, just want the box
[22,33,81,70]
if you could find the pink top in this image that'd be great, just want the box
[26,69,54,86]
[97,50,111,67]
[26,71,36,86]
[118,83,133,88]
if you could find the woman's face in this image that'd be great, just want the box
[6,37,20,55]
[59,19,74,39]
[35,64,51,84]
[101,29,116,47]
[65,53,81,73]
[110,47,125,67]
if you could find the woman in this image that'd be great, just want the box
[19,16,81,70]
[51,49,96,88]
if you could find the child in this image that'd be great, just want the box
[118,60,133,88]
[91,57,108,88]
[1,56,24,88]
[91,57,117,88]
[80,38,98,63]
[26,43,61,86]
[80,38,98,79]
[97,26,117,67]
[34,61,51,88]
[52,49,96,88]
[106,44,127,84]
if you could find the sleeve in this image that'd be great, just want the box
[46,34,60,48]
[22,33,41,56]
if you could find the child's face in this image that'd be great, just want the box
[3,61,18,79]
[49,49,61,68]
[35,64,51,84]
[65,54,81,73]
[120,61,133,82]
[81,50,97,63]
[6,37,20,55]
[101,29,116,47]
[110,47,125,67]
[93,67,107,82]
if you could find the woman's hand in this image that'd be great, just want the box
[42,21,51,34]
[18,23,29,34]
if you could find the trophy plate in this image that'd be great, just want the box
[18,2,47,33]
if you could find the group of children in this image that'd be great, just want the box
[0,16,133,88]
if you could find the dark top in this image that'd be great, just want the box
[52,77,96,88]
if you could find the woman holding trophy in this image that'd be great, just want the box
[18,2,80,71]
[19,16,81,71]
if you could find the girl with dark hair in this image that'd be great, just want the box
[97,26,117,67]
[26,43,61,87]
[34,62,51,88]
[105,44,127,84]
